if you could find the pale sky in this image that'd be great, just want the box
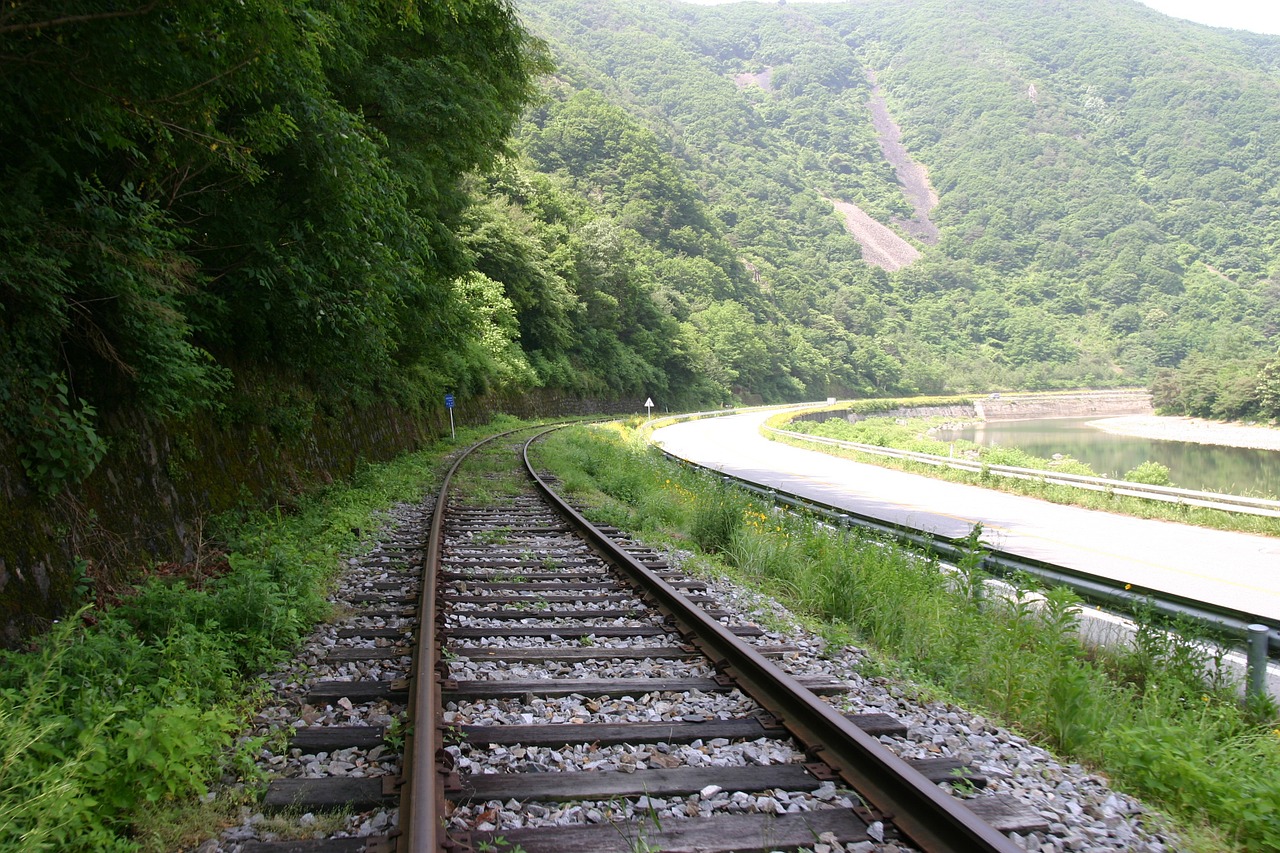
[679,0,1280,36]
[1136,0,1280,34]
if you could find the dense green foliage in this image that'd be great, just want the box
[0,425,487,849]
[1153,350,1280,421]
[535,423,1280,852]
[517,0,1280,397]
[1,0,545,493]
[517,2,914,397]
[9,0,1280,498]
[466,152,731,403]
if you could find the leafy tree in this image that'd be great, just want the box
[1257,355,1280,421]
[1,0,547,490]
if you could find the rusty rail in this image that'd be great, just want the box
[399,429,524,853]
[522,429,1021,853]
[397,424,1022,852]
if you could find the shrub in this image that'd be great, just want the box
[0,430,464,849]
[1124,460,1173,486]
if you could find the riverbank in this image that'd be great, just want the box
[1089,415,1280,452]
[769,409,1280,536]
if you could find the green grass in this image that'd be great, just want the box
[532,421,1280,853]
[448,423,541,505]
[11,412,1268,851]
[0,417,533,852]
[771,412,1280,537]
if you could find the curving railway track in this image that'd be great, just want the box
[243,426,1048,853]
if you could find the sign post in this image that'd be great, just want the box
[444,393,455,440]
[644,397,654,420]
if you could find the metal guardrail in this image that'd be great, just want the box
[765,427,1280,518]
[642,401,826,434]
[530,429,1024,853]
[655,445,1280,659]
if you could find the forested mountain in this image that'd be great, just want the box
[6,0,1280,502]
[510,0,1280,409]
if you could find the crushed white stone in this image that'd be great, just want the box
[209,498,1174,853]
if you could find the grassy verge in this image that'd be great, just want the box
[532,421,1280,853]
[0,415,530,852]
[769,411,1280,537]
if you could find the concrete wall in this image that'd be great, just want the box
[790,390,1153,427]
[789,404,975,425]
[977,390,1152,422]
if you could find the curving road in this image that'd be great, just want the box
[653,409,1280,624]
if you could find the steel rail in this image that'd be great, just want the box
[399,427,530,853]
[523,428,1022,853]
[657,447,1280,656]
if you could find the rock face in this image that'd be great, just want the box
[827,198,921,272]
[0,388,651,647]
[789,391,1154,428]
[865,69,939,246]
[825,69,940,272]
[976,391,1153,422]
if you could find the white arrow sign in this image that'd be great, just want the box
[644,397,654,419]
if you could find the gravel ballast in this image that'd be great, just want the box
[209,495,1176,853]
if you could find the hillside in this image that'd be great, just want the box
[7,0,1280,635]
[514,0,1280,396]
[6,4,1280,846]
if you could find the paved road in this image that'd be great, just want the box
[653,409,1280,624]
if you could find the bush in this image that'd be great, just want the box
[689,483,743,554]
[1124,460,1173,486]
[982,444,1041,469]
[0,616,231,853]
[0,433,460,849]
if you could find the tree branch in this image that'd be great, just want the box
[0,2,161,37]
[148,55,258,106]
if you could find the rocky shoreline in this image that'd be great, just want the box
[1088,415,1280,451]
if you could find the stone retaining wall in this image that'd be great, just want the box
[0,387,648,646]
[790,390,1152,426]
[978,390,1152,421]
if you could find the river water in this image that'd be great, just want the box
[935,416,1280,498]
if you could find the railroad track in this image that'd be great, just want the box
[243,427,1046,853]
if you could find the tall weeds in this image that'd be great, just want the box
[0,422,488,850]
[535,423,1280,852]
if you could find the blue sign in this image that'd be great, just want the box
[444,394,455,409]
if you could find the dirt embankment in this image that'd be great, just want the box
[865,69,939,245]
[827,69,940,271]
[827,197,921,271]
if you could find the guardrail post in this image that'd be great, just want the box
[1247,624,1270,700]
